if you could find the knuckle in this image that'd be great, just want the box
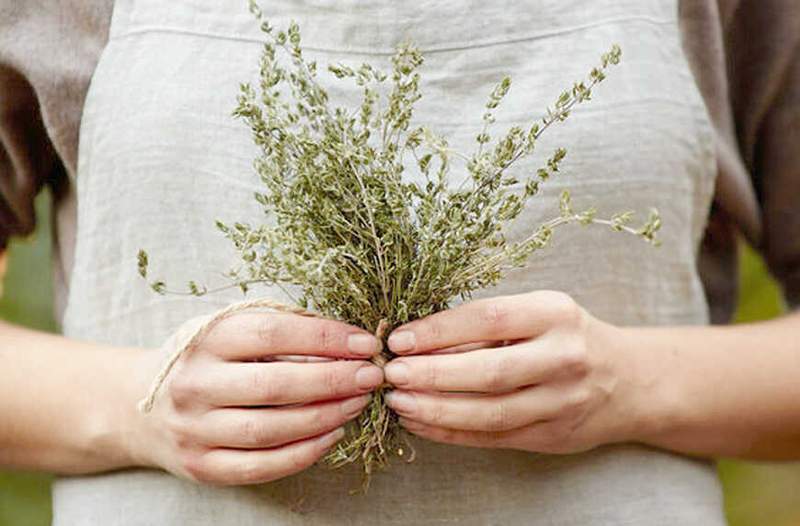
[423,319,442,347]
[168,375,201,409]
[548,292,582,326]
[562,388,592,417]
[238,418,257,446]
[483,354,512,391]
[316,322,337,354]
[181,451,213,484]
[308,407,331,430]
[427,400,445,426]
[559,342,589,377]
[248,368,264,395]
[424,361,441,390]
[167,418,197,450]
[257,315,280,350]
[487,401,512,431]
[287,446,315,473]
[240,417,274,447]
[254,367,284,402]
[322,366,344,397]
[479,301,509,333]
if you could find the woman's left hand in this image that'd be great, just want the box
[384,290,649,454]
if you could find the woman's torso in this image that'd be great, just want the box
[54,0,724,524]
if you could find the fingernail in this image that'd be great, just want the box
[388,331,415,353]
[384,360,409,386]
[319,427,345,448]
[348,333,380,356]
[341,394,371,416]
[355,364,384,389]
[385,391,417,413]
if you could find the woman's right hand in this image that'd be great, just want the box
[128,311,384,485]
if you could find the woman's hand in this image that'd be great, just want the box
[383,291,644,454]
[4,295,798,478]
[129,312,384,485]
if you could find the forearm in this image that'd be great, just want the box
[0,320,146,474]
[623,310,800,460]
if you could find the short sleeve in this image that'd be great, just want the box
[725,0,800,308]
[0,65,60,250]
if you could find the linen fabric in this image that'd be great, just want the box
[48,0,732,524]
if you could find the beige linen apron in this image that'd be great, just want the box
[54,0,726,524]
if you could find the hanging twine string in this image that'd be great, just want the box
[137,298,390,413]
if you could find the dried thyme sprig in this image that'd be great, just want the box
[138,3,660,488]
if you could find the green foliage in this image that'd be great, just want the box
[0,194,57,333]
[734,242,786,322]
[0,471,52,526]
[140,9,660,482]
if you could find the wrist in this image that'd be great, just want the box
[87,345,161,471]
[608,325,687,448]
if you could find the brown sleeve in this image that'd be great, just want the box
[1,0,111,252]
[0,64,61,250]
[725,0,800,308]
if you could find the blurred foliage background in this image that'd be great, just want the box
[0,194,798,525]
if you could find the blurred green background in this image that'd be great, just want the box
[1,194,799,525]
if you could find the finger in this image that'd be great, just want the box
[196,395,371,448]
[268,355,334,363]
[387,290,580,354]
[385,386,565,432]
[398,418,526,449]
[429,340,503,355]
[200,312,381,360]
[170,360,384,407]
[399,418,576,454]
[385,338,583,392]
[186,427,345,485]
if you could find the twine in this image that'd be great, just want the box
[137,298,390,413]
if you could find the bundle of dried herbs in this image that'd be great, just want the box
[138,2,660,486]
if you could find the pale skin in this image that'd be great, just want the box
[1,289,799,487]
[0,312,385,485]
